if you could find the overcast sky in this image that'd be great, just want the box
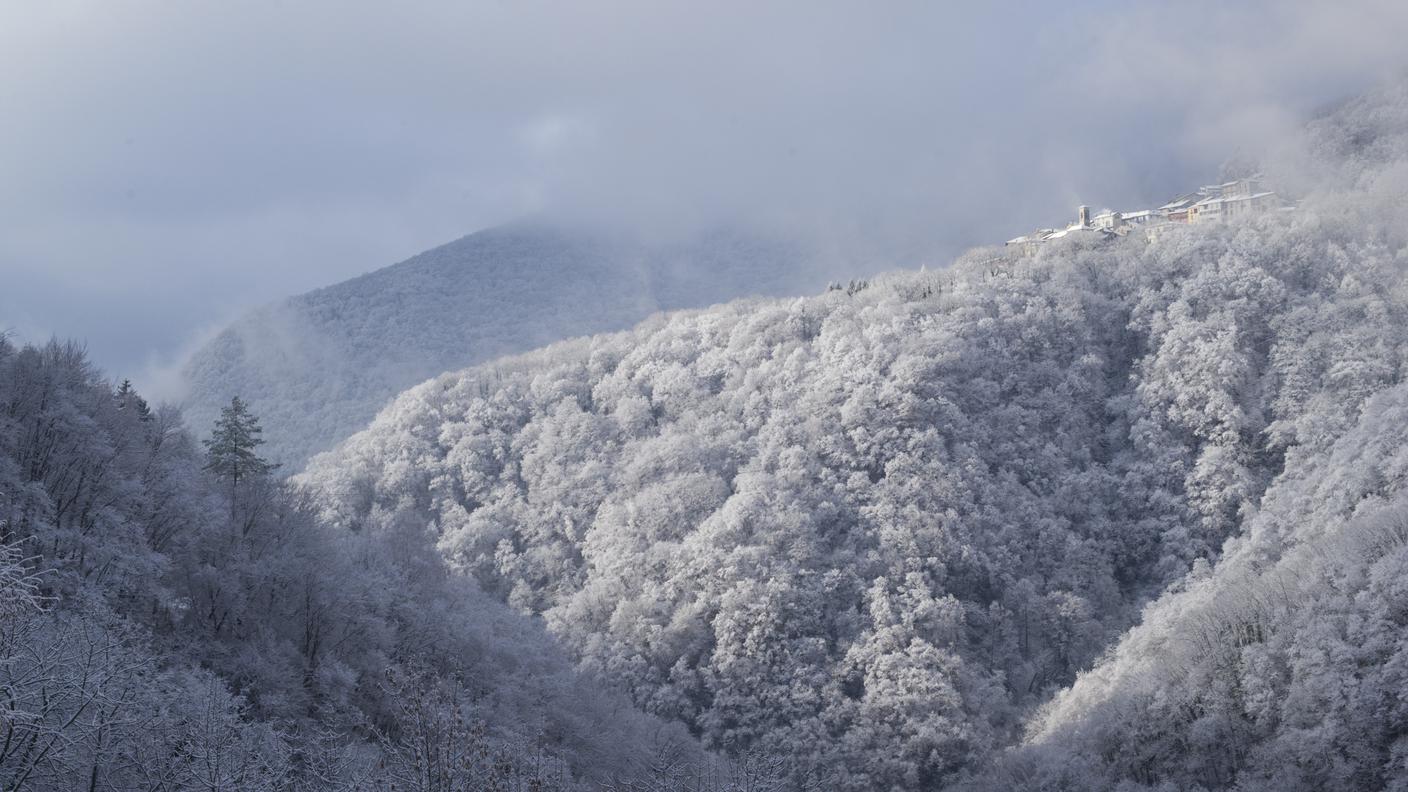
[4,0,1408,392]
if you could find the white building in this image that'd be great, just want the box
[1005,205,1117,253]
[1186,189,1281,224]
[1006,175,1288,253]
[1008,174,1289,252]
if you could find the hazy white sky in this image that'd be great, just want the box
[4,0,1408,388]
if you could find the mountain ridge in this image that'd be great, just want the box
[181,219,855,469]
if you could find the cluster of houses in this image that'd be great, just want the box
[1006,176,1288,254]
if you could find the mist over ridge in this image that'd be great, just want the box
[179,217,890,469]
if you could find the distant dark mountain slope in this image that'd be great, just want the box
[182,221,841,468]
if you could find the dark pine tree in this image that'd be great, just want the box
[115,378,152,421]
[204,396,278,493]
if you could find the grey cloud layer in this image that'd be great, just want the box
[3,0,1407,389]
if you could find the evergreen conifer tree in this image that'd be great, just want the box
[204,396,277,488]
[115,378,152,421]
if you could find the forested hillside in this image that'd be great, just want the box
[299,82,1408,790]
[0,337,773,790]
[963,80,1408,792]
[182,222,840,469]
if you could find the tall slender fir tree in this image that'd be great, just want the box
[204,396,277,490]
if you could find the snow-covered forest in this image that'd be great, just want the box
[296,83,1408,789]
[7,66,1408,792]
[0,338,786,789]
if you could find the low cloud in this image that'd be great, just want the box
[3,0,1408,386]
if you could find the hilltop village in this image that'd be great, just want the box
[1006,175,1288,253]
